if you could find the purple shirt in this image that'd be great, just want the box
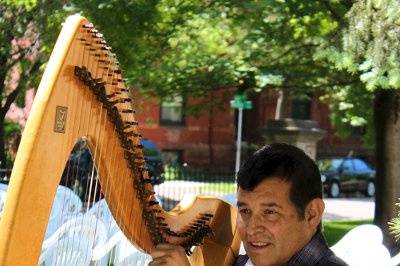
[234,232,348,266]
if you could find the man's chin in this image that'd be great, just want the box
[245,246,280,266]
[248,256,280,266]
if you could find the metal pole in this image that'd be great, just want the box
[235,107,243,174]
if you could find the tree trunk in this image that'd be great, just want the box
[275,88,291,119]
[374,89,400,254]
[0,117,7,169]
[208,93,214,166]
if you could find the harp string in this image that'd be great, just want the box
[86,34,122,264]
[58,25,99,264]
[118,63,145,265]
[85,29,105,212]
[53,26,90,265]
[91,34,114,254]
[84,24,116,262]
[94,35,116,251]
[106,53,125,236]
[80,26,95,210]
[82,25,103,261]
[69,26,94,263]
[57,25,96,265]
[107,53,140,265]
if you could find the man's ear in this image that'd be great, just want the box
[305,198,325,229]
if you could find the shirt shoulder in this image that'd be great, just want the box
[285,232,349,266]
[317,253,349,266]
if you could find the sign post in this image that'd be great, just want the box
[230,94,252,174]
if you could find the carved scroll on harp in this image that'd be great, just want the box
[0,15,240,266]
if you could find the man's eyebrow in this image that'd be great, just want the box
[236,201,246,207]
[261,202,282,209]
[236,201,282,208]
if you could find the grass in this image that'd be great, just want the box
[323,219,372,246]
[199,182,236,193]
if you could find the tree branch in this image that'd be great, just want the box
[0,59,41,117]
[268,43,319,65]
[340,0,354,9]
[262,78,359,92]
[310,79,360,90]
[320,0,345,25]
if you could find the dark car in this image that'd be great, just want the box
[317,158,375,198]
[61,138,165,201]
[141,138,165,185]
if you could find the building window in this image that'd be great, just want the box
[161,149,183,165]
[291,98,311,120]
[160,96,184,126]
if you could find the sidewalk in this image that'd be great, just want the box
[323,198,374,221]
[155,181,376,220]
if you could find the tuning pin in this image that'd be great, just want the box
[83,23,94,28]
[121,109,135,114]
[148,200,159,206]
[94,32,104,38]
[185,249,193,256]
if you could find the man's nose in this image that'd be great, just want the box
[246,214,264,236]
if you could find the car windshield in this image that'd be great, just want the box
[353,159,371,171]
[141,139,162,159]
[318,159,343,172]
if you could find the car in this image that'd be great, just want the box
[61,138,165,201]
[140,138,165,185]
[317,157,375,198]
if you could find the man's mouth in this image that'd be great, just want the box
[248,242,271,249]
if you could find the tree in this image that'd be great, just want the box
[0,1,70,167]
[2,1,373,189]
[321,0,400,252]
[70,1,360,166]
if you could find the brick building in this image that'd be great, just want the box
[133,90,372,169]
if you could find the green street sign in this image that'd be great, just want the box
[230,94,253,110]
[234,94,247,102]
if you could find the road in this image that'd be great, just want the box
[323,197,374,221]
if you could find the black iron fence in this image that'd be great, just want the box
[0,169,11,184]
[164,164,235,183]
[156,164,237,210]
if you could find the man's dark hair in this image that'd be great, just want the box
[237,143,322,219]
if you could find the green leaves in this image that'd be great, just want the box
[3,0,37,10]
[331,0,400,90]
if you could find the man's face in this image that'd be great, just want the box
[237,177,318,266]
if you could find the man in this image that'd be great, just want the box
[150,143,348,266]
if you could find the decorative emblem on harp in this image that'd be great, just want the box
[54,106,68,133]
[0,15,240,266]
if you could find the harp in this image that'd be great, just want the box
[0,15,240,265]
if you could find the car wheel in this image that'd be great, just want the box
[365,181,375,197]
[328,181,341,198]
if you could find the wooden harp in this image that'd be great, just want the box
[0,15,240,266]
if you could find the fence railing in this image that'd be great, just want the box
[164,164,235,183]
[0,169,11,184]
[156,165,237,210]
